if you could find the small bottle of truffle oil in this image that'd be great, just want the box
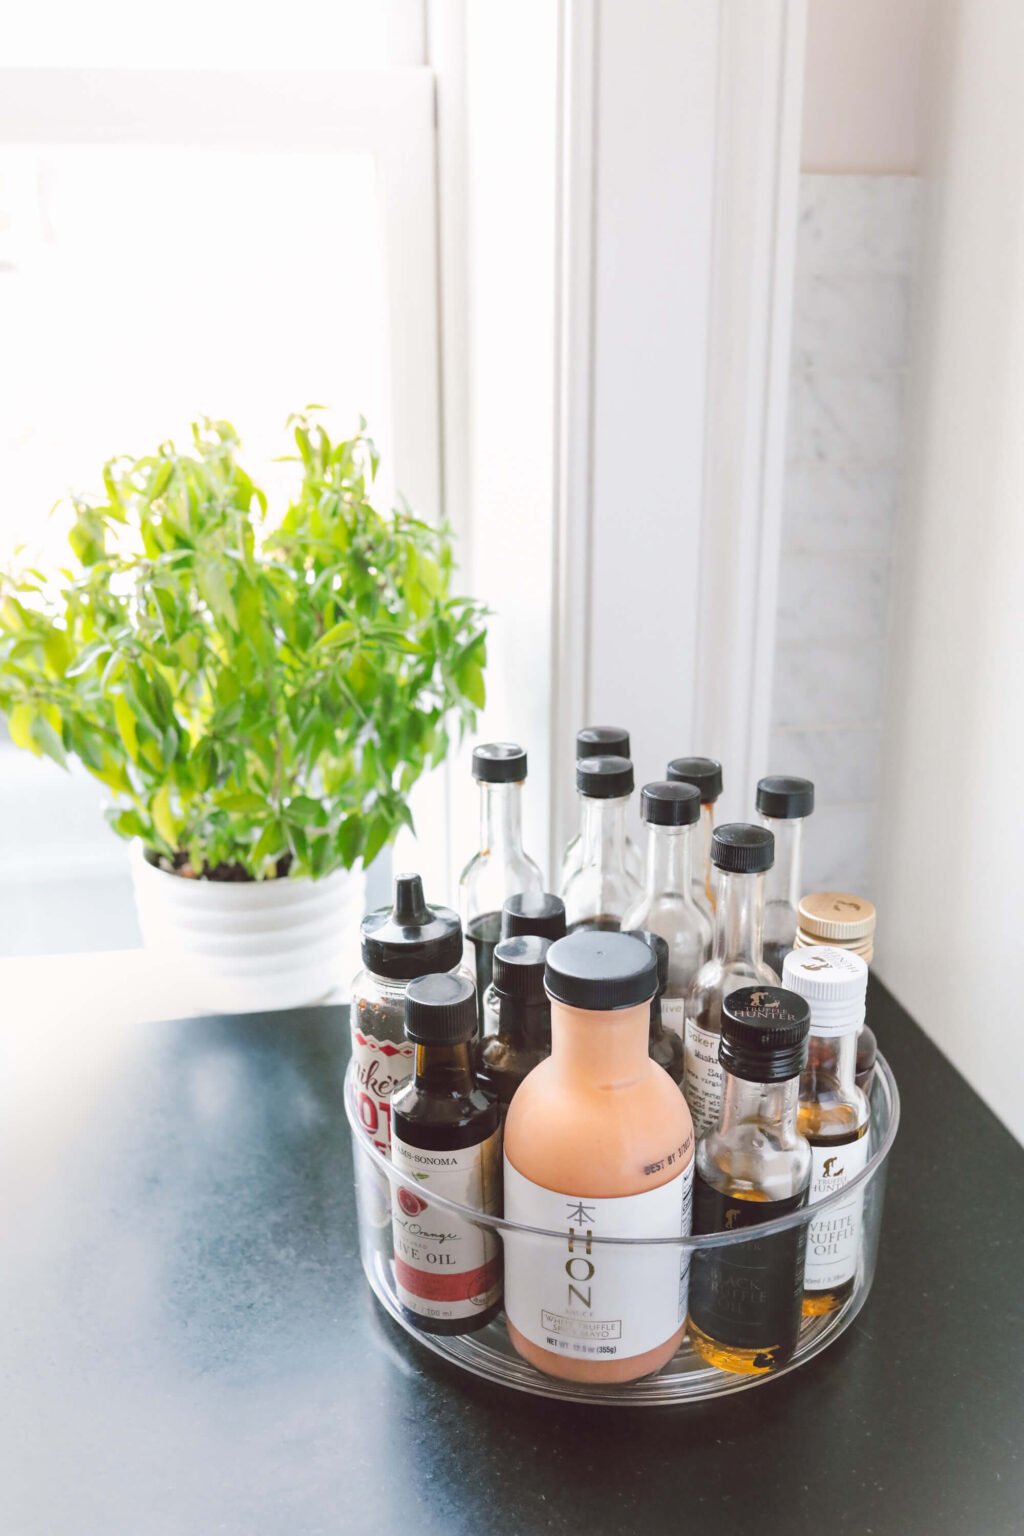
[784,946,870,1316]
[390,973,502,1335]
[688,987,812,1376]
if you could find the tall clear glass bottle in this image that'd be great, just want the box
[666,756,723,923]
[621,781,712,1040]
[688,986,812,1376]
[756,775,815,975]
[459,742,544,1009]
[627,928,684,1084]
[560,726,641,891]
[683,824,778,1140]
[561,755,642,932]
[784,946,871,1317]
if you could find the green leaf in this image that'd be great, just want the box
[113,693,139,762]
[7,701,35,752]
[336,813,364,867]
[218,791,267,814]
[30,710,67,769]
[151,784,178,850]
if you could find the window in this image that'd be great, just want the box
[0,33,440,953]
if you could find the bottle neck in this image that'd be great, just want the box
[411,1041,476,1096]
[479,780,526,857]
[712,869,767,964]
[761,815,803,909]
[550,997,651,1086]
[643,821,695,899]
[803,1028,859,1095]
[699,804,715,897]
[719,1072,801,1135]
[579,793,630,869]
[495,995,551,1051]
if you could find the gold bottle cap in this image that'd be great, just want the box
[797,891,876,942]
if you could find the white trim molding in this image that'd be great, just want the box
[551,0,807,842]
[693,1,807,822]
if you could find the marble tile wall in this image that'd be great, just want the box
[768,174,921,894]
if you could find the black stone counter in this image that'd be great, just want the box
[1,980,1020,1535]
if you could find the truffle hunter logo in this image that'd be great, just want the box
[822,1155,844,1179]
[565,1201,596,1310]
[748,991,780,1009]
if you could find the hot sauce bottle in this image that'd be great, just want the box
[390,974,502,1335]
[503,931,694,1384]
[688,987,812,1376]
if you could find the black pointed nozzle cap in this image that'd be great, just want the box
[493,935,551,1002]
[544,930,657,1011]
[641,780,701,826]
[720,986,810,1082]
[472,742,527,783]
[624,929,668,995]
[404,972,478,1045]
[501,892,567,941]
[712,823,774,874]
[756,775,815,819]
[576,725,631,760]
[666,756,723,803]
[360,872,463,979]
[575,754,634,798]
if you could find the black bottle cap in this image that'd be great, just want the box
[756,775,815,820]
[404,973,478,1045]
[576,725,631,760]
[360,872,463,979]
[472,742,527,783]
[575,754,634,799]
[720,986,810,1082]
[501,892,567,942]
[493,935,551,1002]
[666,756,723,803]
[544,930,657,1011]
[641,780,701,827]
[625,929,668,996]
[711,823,775,874]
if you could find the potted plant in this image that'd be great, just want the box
[0,414,487,1011]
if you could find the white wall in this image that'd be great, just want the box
[874,0,1024,1141]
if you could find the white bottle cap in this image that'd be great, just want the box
[783,946,868,1037]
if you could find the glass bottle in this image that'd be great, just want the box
[560,726,641,890]
[459,742,544,1010]
[756,775,815,975]
[627,928,684,1084]
[390,973,502,1335]
[481,891,566,1035]
[503,931,694,1384]
[784,947,871,1317]
[350,872,466,1156]
[476,935,552,1117]
[688,986,812,1376]
[794,891,878,1093]
[622,781,713,1040]
[561,755,642,932]
[666,756,723,923]
[683,824,778,1140]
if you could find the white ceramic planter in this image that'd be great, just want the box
[131,844,364,1014]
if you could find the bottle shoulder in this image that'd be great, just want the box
[392,1083,498,1150]
[697,1123,812,1202]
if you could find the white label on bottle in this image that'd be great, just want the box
[660,996,687,1040]
[350,1029,414,1155]
[502,1158,693,1362]
[391,1132,502,1324]
[804,1133,869,1291]
[683,1020,723,1140]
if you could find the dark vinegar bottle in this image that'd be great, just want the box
[390,973,502,1334]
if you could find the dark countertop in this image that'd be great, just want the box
[1,979,1021,1536]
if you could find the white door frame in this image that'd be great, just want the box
[551,0,807,848]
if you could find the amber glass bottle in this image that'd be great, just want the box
[688,987,811,1376]
[476,935,552,1116]
[390,974,502,1335]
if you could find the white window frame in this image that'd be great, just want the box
[0,65,442,921]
